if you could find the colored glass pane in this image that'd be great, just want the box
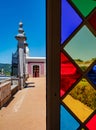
[64,26,96,71]
[88,10,96,31]
[62,79,95,122]
[78,127,86,130]
[86,115,96,130]
[87,64,96,85]
[60,105,80,130]
[61,0,82,44]
[60,52,81,97]
[71,0,96,17]
[60,0,96,129]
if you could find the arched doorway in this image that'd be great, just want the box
[33,65,39,77]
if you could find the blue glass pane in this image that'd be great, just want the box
[87,65,96,85]
[60,105,80,130]
[61,0,82,44]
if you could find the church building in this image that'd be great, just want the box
[11,22,46,78]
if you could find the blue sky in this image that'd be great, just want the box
[0,0,46,64]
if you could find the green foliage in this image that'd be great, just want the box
[70,79,96,110]
[75,59,83,62]
[92,58,96,61]
[80,66,87,71]
[5,71,11,76]
[0,63,11,76]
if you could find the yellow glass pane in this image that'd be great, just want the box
[62,79,96,122]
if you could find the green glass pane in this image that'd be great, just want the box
[72,0,96,17]
[64,26,96,71]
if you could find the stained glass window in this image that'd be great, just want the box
[47,0,96,129]
[60,0,96,129]
[71,0,96,17]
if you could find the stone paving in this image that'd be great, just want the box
[0,77,46,130]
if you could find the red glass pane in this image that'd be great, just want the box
[86,115,96,130]
[60,52,81,97]
[88,10,96,31]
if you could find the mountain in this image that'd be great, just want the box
[0,63,11,76]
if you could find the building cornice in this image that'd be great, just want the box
[26,56,46,62]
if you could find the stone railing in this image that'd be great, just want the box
[0,78,19,108]
[11,78,19,96]
[0,80,11,108]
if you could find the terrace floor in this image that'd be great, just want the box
[0,77,46,130]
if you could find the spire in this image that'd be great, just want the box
[18,22,24,34]
[15,22,26,40]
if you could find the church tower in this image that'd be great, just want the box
[15,22,26,89]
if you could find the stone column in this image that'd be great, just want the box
[15,22,26,89]
[24,41,27,80]
[24,40,29,79]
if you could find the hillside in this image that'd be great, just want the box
[75,58,96,71]
[0,63,11,76]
